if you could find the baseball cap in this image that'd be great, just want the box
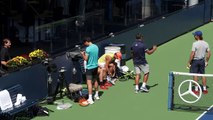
[192,31,202,36]
[115,52,122,60]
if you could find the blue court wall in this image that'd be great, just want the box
[0,64,47,100]
[95,2,210,60]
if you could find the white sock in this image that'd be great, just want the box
[195,86,198,91]
[142,82,146,88]
[95,91,99,97]
[88,94,93,100]
[203,86,207,90]
[135,85,139,90]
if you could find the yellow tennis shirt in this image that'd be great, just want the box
[98,53,114,63]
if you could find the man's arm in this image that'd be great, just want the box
[205,50,211,67]
[105,55,112,74]
[80,51,88,61]
[146,45,157,55]
[1,61,7,66]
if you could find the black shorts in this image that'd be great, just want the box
[190,59,205,74]
[86,67,98,81]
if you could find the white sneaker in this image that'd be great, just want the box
[87,99,94,104]
[140,87,149,92]
[109,79,115,85]
[94,95,100,100]
[106,75,112,81]
[135,89,139,94]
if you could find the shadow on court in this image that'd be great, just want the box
[147,83,159,90]
[132,83,159,90]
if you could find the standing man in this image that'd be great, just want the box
[131,33,157,93]
[0,38,12,72]
[81,37,99,104]
[187,30,211,94]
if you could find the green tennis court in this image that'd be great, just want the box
[33,22,213,120]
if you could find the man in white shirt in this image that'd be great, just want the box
[187,30,211,94]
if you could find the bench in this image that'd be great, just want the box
[0,84,38,119]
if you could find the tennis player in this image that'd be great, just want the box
[81,37,100,104]
[98,52,122,88]
[131,33,157,93]
[187,30,211,94]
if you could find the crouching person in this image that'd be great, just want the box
[98,52,122,89]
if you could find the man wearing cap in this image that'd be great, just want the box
[98,52,122,88]
[131,33,157,93]
[187,30,211,94]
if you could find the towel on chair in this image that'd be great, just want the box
[0,89,13,111]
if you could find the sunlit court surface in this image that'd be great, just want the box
[33,22,213,120]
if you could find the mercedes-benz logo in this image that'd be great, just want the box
[178,79,202,104]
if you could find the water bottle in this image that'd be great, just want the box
[84,60,87,72]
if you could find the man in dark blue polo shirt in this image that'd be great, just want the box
[131,33,157,93]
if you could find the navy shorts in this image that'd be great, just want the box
[190,59,205,74]
[86,67,98,81]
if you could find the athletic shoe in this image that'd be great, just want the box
[109,80,115,85]
[140,87,149,92]
[100,85,108,90]
[87,99,94,104]
[203,90,208,94]
[94,95,100,100]
[106,75,112,81]
[192,90,199,95]
[135,89,139,94]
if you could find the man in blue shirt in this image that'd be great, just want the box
[81,37,99,104]
[131,34,157,93]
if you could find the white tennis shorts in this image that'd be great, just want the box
[98,62,105,68]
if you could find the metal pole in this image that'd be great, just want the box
[210,0,213,21]
[65,22,68,48]
[124,0,127,25]
[203,0,206,23]
[50,24,53,53]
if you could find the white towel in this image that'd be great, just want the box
[0,90,13,111]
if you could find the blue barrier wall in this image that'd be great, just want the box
[0,64,47,100]
[96,3,207,59]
